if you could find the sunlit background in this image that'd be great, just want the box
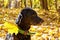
[0,0,60,40]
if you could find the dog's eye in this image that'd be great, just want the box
[32,15,35,16]
[32,14,37,17]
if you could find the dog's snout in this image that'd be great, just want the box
[41,19,44,23]
[39,19,44,24]
[33,16,44,25]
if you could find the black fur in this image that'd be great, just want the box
[13,8,44,40]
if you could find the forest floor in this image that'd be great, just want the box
[0,8,60,40]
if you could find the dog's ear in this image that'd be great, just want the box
[16,13,23,25]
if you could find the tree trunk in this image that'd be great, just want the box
[21,0,22,8]
[24,0,26,8]
[30,0,32,8]
[8,0,11,8]
[40,0,48,10]
[55,0,57,10]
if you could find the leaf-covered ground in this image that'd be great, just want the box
[0,8,60,40]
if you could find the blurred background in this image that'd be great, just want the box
[0,0,60,40]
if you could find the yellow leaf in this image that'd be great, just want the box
[4,21,19,35]
[29,28,36,32]
[35,32,42,36]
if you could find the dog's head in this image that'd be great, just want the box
[16,8,44,25]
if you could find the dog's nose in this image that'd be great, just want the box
[41,19,44,22]
[39,20,44,24]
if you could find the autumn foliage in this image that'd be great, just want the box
[0,0,60,40]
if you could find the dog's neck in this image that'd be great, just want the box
[18,20,30,31]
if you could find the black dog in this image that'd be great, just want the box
[13,8,44,40]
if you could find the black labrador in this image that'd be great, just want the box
[13,8,44,40]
